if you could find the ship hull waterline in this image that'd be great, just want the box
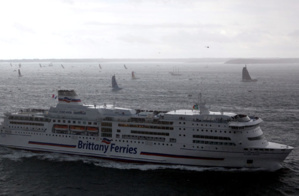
[0,133,292,171]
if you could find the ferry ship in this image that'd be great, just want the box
[0,90,293,171]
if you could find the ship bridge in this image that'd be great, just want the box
[228,114,263,128]
[98,104,136,116]
[165,109,236,122]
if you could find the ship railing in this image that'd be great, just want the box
[126,118,173,125]
[18,108,48,114]
[229,116,259,123]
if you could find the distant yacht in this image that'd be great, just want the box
[132,71,139,80]
[124,64,128,69]
[18,69,22,77]
[169,67,181,76]
[242,65,257,82]
[112,75,122,91]
[61,64,65,69]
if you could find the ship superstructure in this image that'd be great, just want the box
[0,90,293,170]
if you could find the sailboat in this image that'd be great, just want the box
[169,67,181,76]
[99,64,102,69]
[242,65,257,82]
[112,75,122,91]
[61,64,65,69]
[131,71,139,80]
[18,69,22,77]
[124,64,127,69]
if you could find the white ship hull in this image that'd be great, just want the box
[0,90,293,171]
[0,129,291,171]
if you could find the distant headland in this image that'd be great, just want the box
[225,58,299,64]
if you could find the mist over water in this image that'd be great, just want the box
[0,60,298,195]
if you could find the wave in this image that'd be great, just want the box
[0,147,272,172]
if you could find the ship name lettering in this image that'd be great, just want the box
[110,143,137,154]
[77,140,137,154]
[78,140,109,153]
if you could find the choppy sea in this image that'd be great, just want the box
[0,60,298,195]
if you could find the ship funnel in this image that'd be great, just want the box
[57,90,82,105]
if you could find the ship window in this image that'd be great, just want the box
[247,160,253,164]
[53,120,56,122]
[63,120,65,123]
[88,122,92,125]
[248,134,265,141]
[58,120,61,122]
[73,121,76,123]
[68,120,71,123]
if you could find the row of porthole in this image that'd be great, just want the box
[193,129,237,134]
[179,128,237,135]
[179,122,227,128]
[178,128,234,134]
[44,134,97,140]
[244,148,275,151]
[16,131,43,135]
[191,146,235,151]
[9,126,46,131]
[13,131,97,141]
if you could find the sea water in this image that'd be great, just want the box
[0,60,298,195]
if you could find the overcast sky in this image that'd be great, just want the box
[0,0,298,59]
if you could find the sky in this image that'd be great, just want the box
[0,0,299,59]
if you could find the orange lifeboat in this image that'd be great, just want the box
[70,126,85,132]
[86,127,99,132]
[54,124,68,130]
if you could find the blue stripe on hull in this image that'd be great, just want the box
[28,141,76,148]
[140,151,224,161]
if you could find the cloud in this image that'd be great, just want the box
[289,30,299,38]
